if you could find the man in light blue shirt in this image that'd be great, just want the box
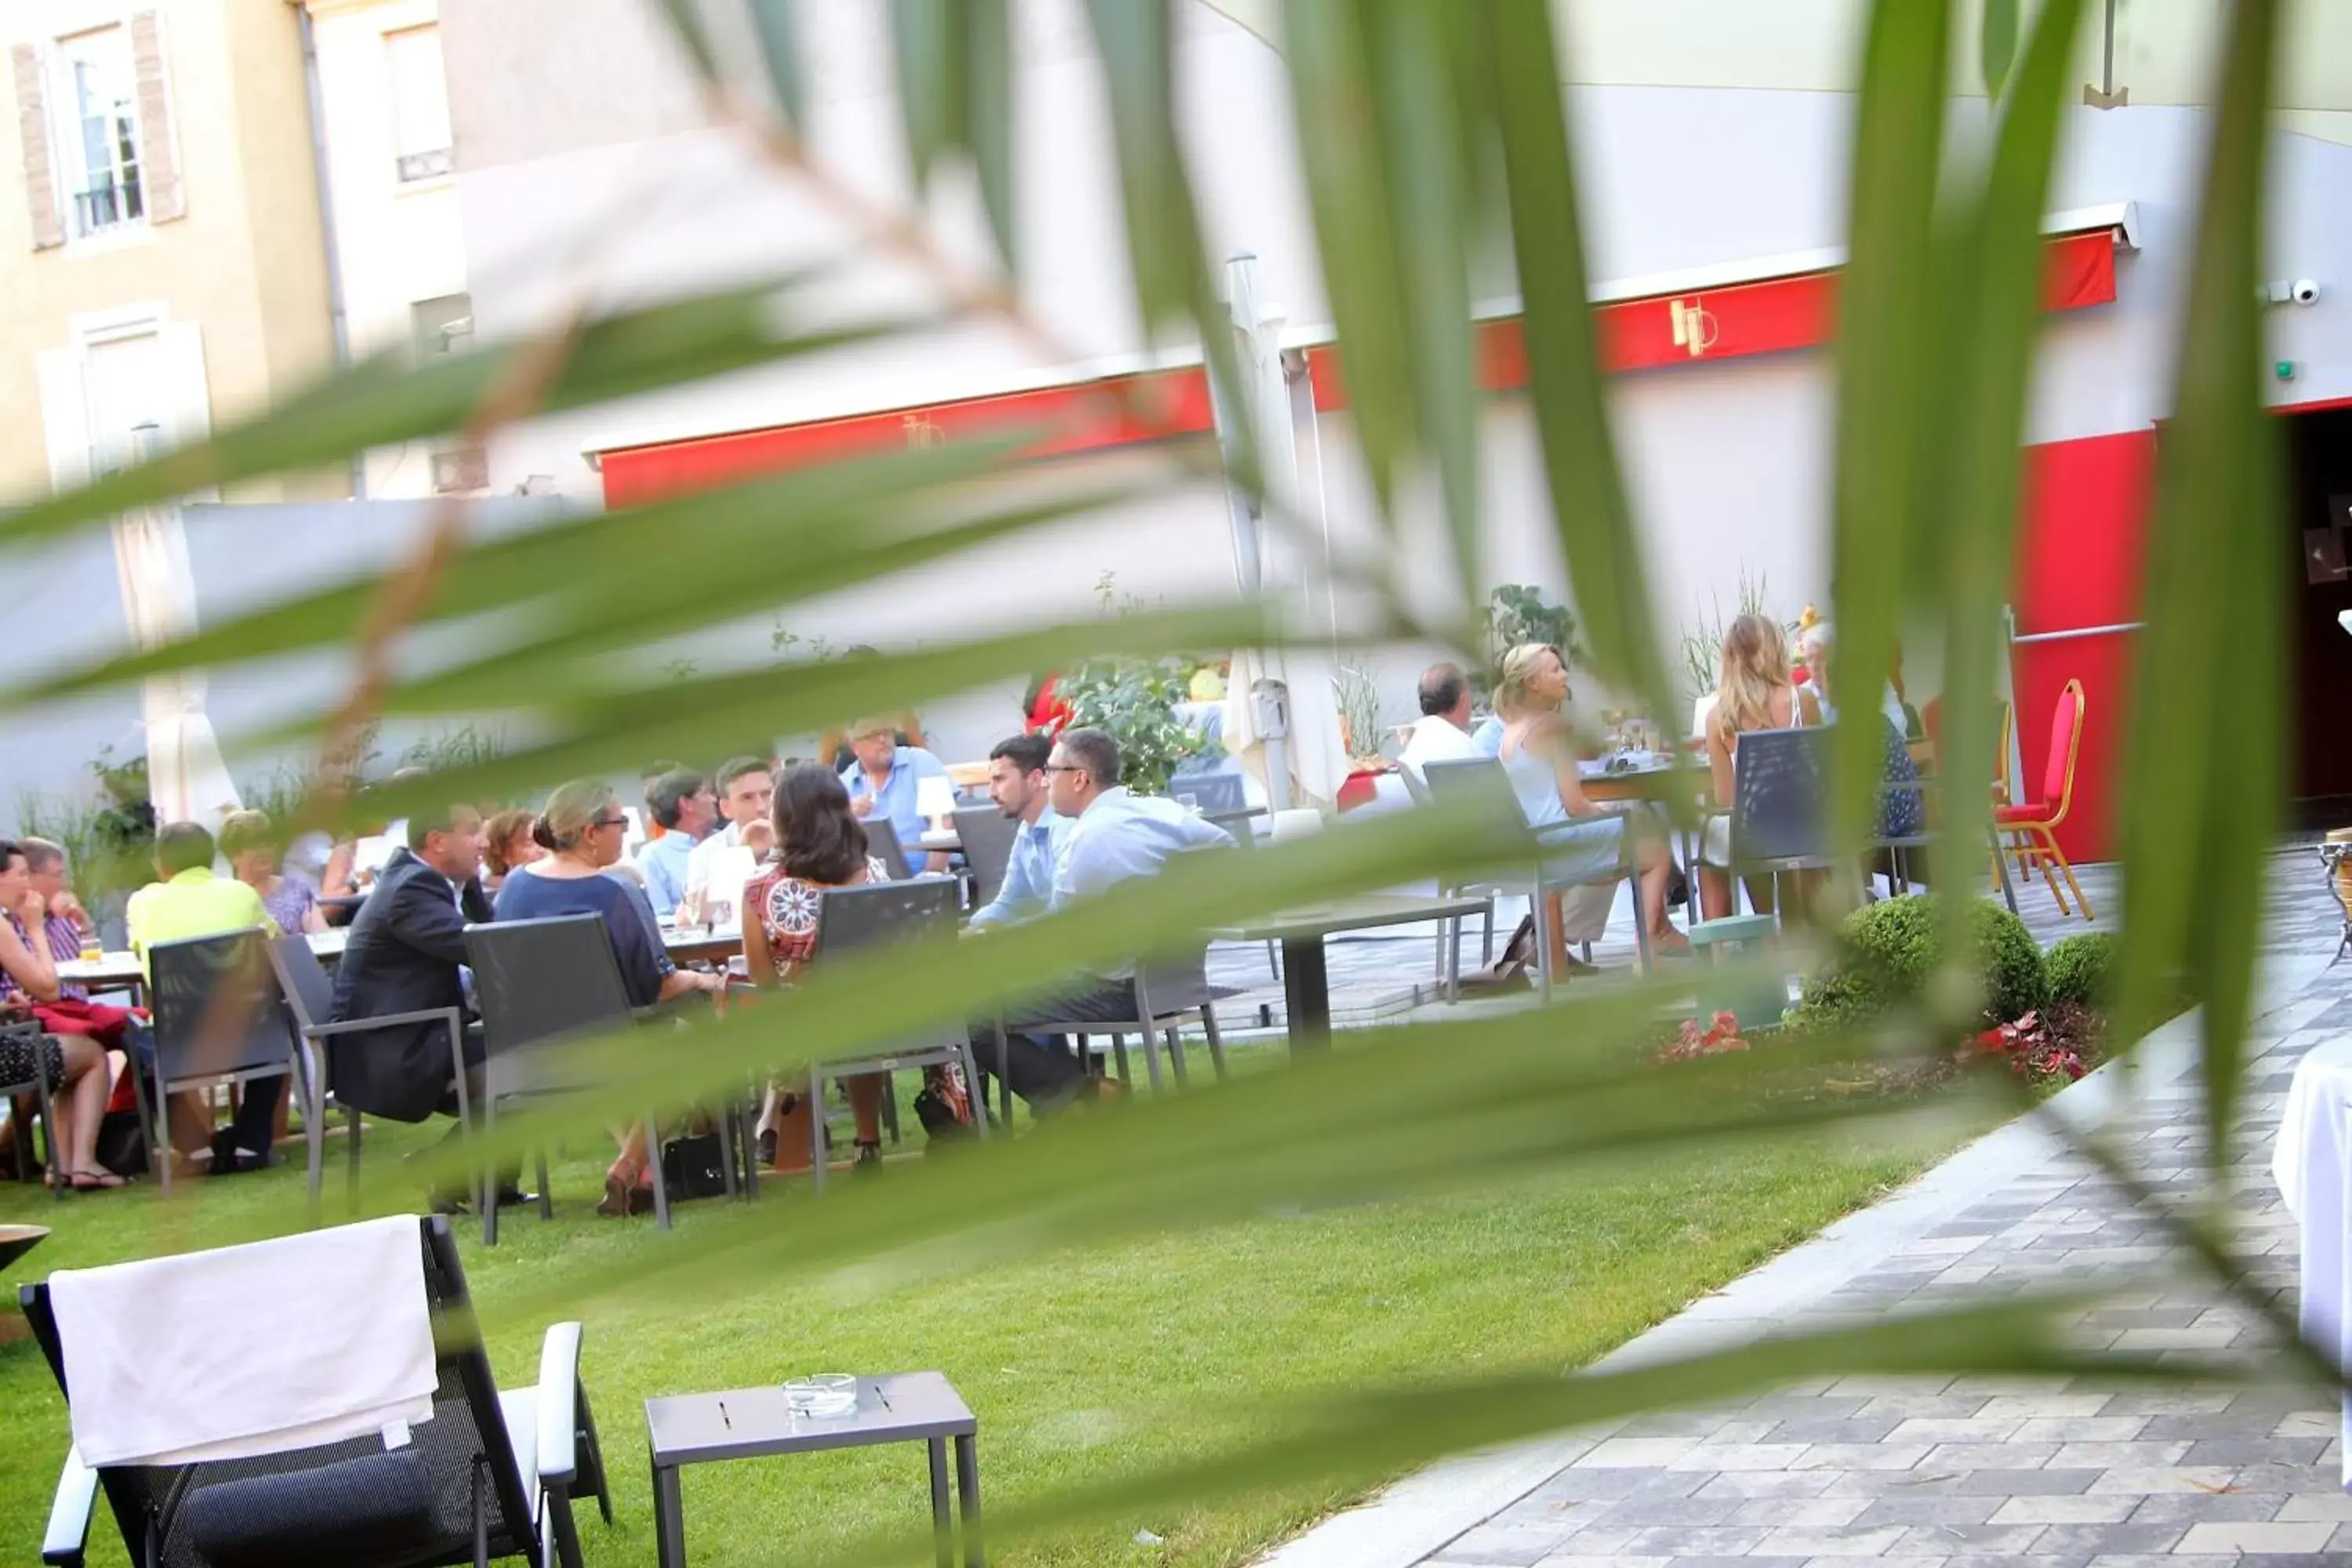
[1048,731,1236,907]
[966,727,1233,1114]
[634,768,717,916]
[841,718,952,873]
[967,733,1069,931]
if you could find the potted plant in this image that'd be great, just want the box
[1057,656,1201,796]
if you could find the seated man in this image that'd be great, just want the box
[1397,662,1484,788]
[326,804,493,1131]
[636,768,715,916]
[967,734,1068,931]
[968,727,1233,1111]
[125,822,285,1171]
[682,756,775,925]
[840,717,953,874]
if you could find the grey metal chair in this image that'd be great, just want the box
[1420,757,1647,1000]
[1014,947,1233,1108]
[138,930,310,1197]
[1726,725,1935,915]
[864,818,914,881]
[464,914,720,1242]
[951,806,1020,914]
[1171,771,1247,815]
[804,880,989,1189]
[27,1214,612,1568]
[267,934,470,1218]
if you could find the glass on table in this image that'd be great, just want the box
[783,1373,857,1419]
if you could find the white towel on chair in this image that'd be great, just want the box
[48,1215,437,1468]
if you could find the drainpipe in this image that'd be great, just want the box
[296,2,365,498]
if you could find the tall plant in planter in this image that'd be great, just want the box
[1056,656,1200,796]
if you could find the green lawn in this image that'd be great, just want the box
[0,1092,1960,1566]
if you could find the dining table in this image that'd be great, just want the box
[1208,891,1495,1053]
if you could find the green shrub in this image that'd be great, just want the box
[1792,894,2045,1029]
[2045,931,2120,1009]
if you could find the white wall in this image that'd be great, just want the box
[437,0,2352,745]
[308,0,470,498]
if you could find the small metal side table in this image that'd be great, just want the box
[646,1370,981,1567]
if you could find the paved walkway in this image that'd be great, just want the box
[1210,859,2132,1035]
[1263,849,2352,1567]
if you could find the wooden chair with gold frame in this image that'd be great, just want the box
[1996,678,2092,920]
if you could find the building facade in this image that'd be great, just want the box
[434,0,2352,854]
[301,0,476,498]
[0,1,338,502]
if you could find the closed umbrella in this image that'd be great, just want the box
[1215,253,1351,815]
[113,424,238,828]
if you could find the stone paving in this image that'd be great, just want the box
[1261,848,2352,1566]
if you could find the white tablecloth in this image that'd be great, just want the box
[2272,1039,2352,1488]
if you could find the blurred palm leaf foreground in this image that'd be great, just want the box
[0,0,2320,1562]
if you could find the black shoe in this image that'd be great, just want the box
[756,1128,776,1168]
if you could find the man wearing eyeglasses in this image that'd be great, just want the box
[967,727,1232,1111]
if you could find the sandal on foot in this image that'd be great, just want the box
[68,1169,126,1191]
[596,1170,633,1218]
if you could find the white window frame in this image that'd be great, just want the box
[383,22,452,185]
[49,22,148,244]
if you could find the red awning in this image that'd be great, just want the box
[601,228,2125,506]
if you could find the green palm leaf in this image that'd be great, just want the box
[2115,0,2285,1171]
[1923,0,2087,1003]
[1488,0,1676,731]
[0,278,916,550]
[1825,0,1951,854]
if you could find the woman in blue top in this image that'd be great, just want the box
[495,779,725,1214]
[1494,644,1686,976]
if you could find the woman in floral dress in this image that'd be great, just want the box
[742,764,970,1171]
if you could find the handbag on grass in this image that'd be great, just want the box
[659,1131,731,1200]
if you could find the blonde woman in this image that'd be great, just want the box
[1493,644,1686,973]
[1699,614,1822,918]
[494,779,726,1215]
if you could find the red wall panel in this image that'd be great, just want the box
[2010,429,2159,865]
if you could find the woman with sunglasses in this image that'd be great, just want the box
[493,779,725,1214]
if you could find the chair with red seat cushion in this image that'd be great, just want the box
[1995,679,2092,920]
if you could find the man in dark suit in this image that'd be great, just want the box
[326,804,494,1149]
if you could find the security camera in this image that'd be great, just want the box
[2294,279,2321,305]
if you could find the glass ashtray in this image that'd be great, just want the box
[783,1374,858,1419]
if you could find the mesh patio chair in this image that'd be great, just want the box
[803,880,990,1190]
[1420,757,1646,1000]
[1722,725,1936,916]
[267,935,470,1218]
[25,1214,612,1568]
[1011,947,1235,1109]
[864,818,914,881]
[1,1025,63,1200]
[138,931,310,1197]
[950,806,1020,914]
[464,915,745,1243]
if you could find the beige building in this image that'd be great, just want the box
[0,1,337,502]
[302,0,475,497]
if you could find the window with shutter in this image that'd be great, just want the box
[128,10,181,222]
[51,25,145,238]
[11,43,66,249]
